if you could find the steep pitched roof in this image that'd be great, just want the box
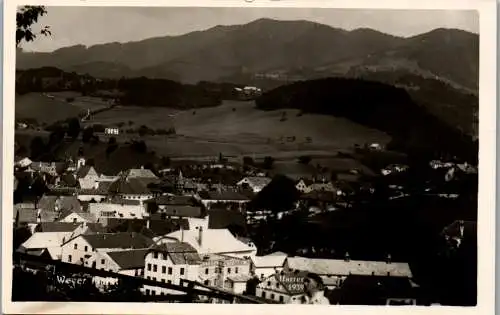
[80,232,154,249]
[108,178,151,195]
[252,252,288,268]
[167,228,256,255]
[238,177,272,188]
[125,168,158,179]
[286,256,413,278]
[107,249,149,270]
[36,222,80,232]
[76,165,97,179]
[149,242,201,265]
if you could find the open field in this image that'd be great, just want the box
[15,95,390,174]
[15,92,109,124]
[86,100,390,159]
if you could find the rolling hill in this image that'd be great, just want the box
[17,18,478,90]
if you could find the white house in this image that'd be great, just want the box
[108,177,154,201]
[19,231,74,260]
[198,253,252,290]
[88,198,147,220]
[166,216,257,259]
[237,177,272,193]
[224,274,253,295]
[105,127,120,135]
[251,251,288,280]
[143,242,201,296]
[77,165,100,190]
[295,179,314,193]
[60,232,154,267]
[92,249,148,289]
[256,271,307,303]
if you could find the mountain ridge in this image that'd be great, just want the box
[17,18,478,90]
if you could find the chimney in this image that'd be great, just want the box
[198,226,203,247]
[386,254,392,264]
[146,219,150,229]
[344,252,350,262]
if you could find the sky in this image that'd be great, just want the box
[20,7,479,52]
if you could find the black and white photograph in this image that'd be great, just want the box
[3,0,497,313]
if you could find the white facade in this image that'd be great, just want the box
[89,202,147,220]
[105,128,120,135]
[252,252,287,280]
[143,251,199,295]
[60,236,95,266]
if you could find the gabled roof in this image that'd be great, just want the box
[149,242,201,265]
[108,177,151,195]
[76,165,97,179]
[167,228,256,255]
[125,168,158,179]
[252,252,287,268]
[36,222,81,232]
[286,256,413,278]
[107,249,149,270]
[78,232,154,249]
[59,211,97,223]
[16,209,59,224]
[21,231,72,250]
[237,177,272,188]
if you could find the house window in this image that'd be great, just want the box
[145,289,150,295]
[235,267,239,274]
[168,280,172,284]
[153,265,158,272]
[267,281,271,286]
[154,252,158,259]
[151,290,156,295]
[153,277,156,281]
[276,283,280,288]
[74,244,78,250]
[204,280,209,285]
[101,259,105,264]
[68,255,72,262]
[271,293,275,300]
[80,258,84,263]
[162,266,166,274]
[262,292,266,298]
[180,268,185,275]
[84,246,88,252]
[205,268,209,274]
[147,276,151,280]
[227,268,231,274]
[161,279,165,283]
[279,296,284,303]
[147,263,152,271]
[168,267,172,275]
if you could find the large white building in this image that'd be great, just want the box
[251,251,288,280]
[143,242,201,296]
